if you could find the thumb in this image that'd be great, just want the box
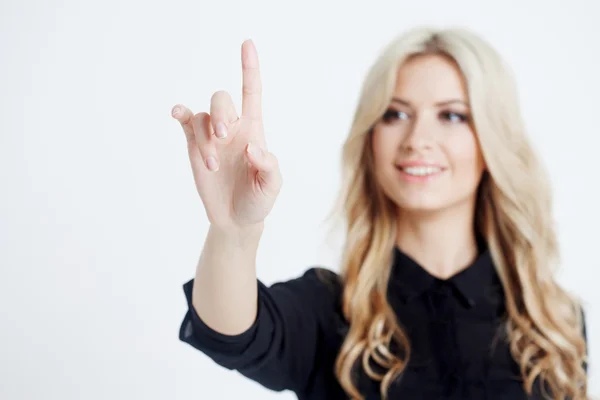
[245,141,282,195]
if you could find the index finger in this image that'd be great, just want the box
[241,39,262,120]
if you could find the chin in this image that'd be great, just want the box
[392,195,450,213]
[396,203,447,213]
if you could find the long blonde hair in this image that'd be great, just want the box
[328,27,588,399]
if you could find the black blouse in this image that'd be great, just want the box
[179,247,587,399]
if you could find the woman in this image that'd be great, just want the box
[172,27,588,400]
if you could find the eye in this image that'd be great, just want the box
[382,109,410,123]
[440,111,469,123]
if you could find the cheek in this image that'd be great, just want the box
[371,129,398,167]
[370,129,401,201]
[445,134,485,180]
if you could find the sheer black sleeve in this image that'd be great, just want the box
[178,267,344,395]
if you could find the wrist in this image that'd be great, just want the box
[208,222,264,247]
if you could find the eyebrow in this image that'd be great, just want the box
[391,97,469,107]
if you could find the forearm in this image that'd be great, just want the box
[192,222,264,335]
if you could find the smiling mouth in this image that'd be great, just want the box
[396,165,445,177]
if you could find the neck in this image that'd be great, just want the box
[395,203,480,280]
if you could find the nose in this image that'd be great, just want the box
[401,115,434,152]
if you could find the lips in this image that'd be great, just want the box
[396,161,444,168]
[397,165,443,176]
[394,161,447,182]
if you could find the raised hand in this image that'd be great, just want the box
[172,40,282,229]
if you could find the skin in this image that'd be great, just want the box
[171,45,487,336]
[371,54,487,279]
[172,40,281,335]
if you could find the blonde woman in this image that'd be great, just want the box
[172,27,588,400]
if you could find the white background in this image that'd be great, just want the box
[1,0,598,399]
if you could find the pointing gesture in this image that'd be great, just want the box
[172,40,282,229]
[240,39,263,121]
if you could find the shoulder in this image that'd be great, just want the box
[263,267,346,329]
[306,267,343,289]
[268,267,343,303]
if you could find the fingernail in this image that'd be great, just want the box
[172,106,181,118]
[206,156,219,171]
[247,142,261,158]
[215,122,227,138]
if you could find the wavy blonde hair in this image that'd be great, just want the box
[327,27,588,399]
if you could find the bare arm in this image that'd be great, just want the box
[175,40,338,396]
[174,41,281,336]
[192,222,264,335]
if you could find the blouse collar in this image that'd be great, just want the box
[389,244,504,309]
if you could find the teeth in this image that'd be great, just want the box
[402,166,442,176]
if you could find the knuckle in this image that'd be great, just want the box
[242,84,261,96]
[193,132,206,146]
[191,114,208,135]
[211,90,230,102]
[178,108,193,124]
[184,131,196,145]
[197,144,212,159]
[193,111,209,122]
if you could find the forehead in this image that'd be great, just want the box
[393,54,468,103]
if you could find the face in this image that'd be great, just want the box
[371,54,486,214]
